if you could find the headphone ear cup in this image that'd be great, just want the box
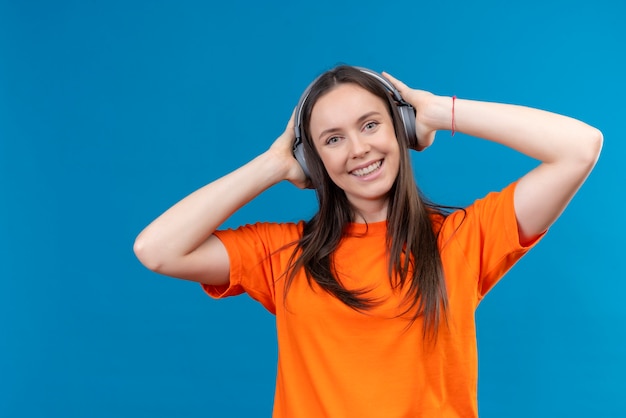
[398,104,419,150]
[293,141,311,179]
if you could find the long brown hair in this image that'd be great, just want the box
[285,65,449,340]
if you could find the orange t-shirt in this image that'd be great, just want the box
[203,182,543,417]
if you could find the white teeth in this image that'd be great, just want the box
[351,161,382,177]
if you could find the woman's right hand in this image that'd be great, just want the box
[267,110,310,189]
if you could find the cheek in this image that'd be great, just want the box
[387,140,402,173]
[318,155,349,187]
[321,158,344,181]
[317,148,343,170]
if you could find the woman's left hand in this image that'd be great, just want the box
[382,71,444,151]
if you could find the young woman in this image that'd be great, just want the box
[134,65,602,417]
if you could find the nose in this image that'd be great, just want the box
[349,134,370,158]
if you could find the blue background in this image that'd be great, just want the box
[1,0,624,416]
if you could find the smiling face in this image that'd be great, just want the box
[308,83,400,221]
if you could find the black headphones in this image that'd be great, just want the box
[292,66,418,179]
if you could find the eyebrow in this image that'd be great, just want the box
[316,111,383,142]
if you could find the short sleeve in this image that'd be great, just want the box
[440,182,546,301]
[201,222,302,314]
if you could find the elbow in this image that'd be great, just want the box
[588,128,604,165]
[576,126,603,170]
[588,127,604,161]
[133,234,165,273]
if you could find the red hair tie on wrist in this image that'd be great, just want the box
[451,95,457,136]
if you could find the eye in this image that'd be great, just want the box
[326,136,341,145]
[364,121,379,131]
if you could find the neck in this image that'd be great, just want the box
[350,198,389,223]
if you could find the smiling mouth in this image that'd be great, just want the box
[351,160,383,177]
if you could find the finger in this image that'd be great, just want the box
[286,107,297,128]
[382,71,409,94]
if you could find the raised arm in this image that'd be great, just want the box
[383,72,603,245]
[133,113,307,285]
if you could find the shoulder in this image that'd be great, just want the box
[435,182,518,237]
